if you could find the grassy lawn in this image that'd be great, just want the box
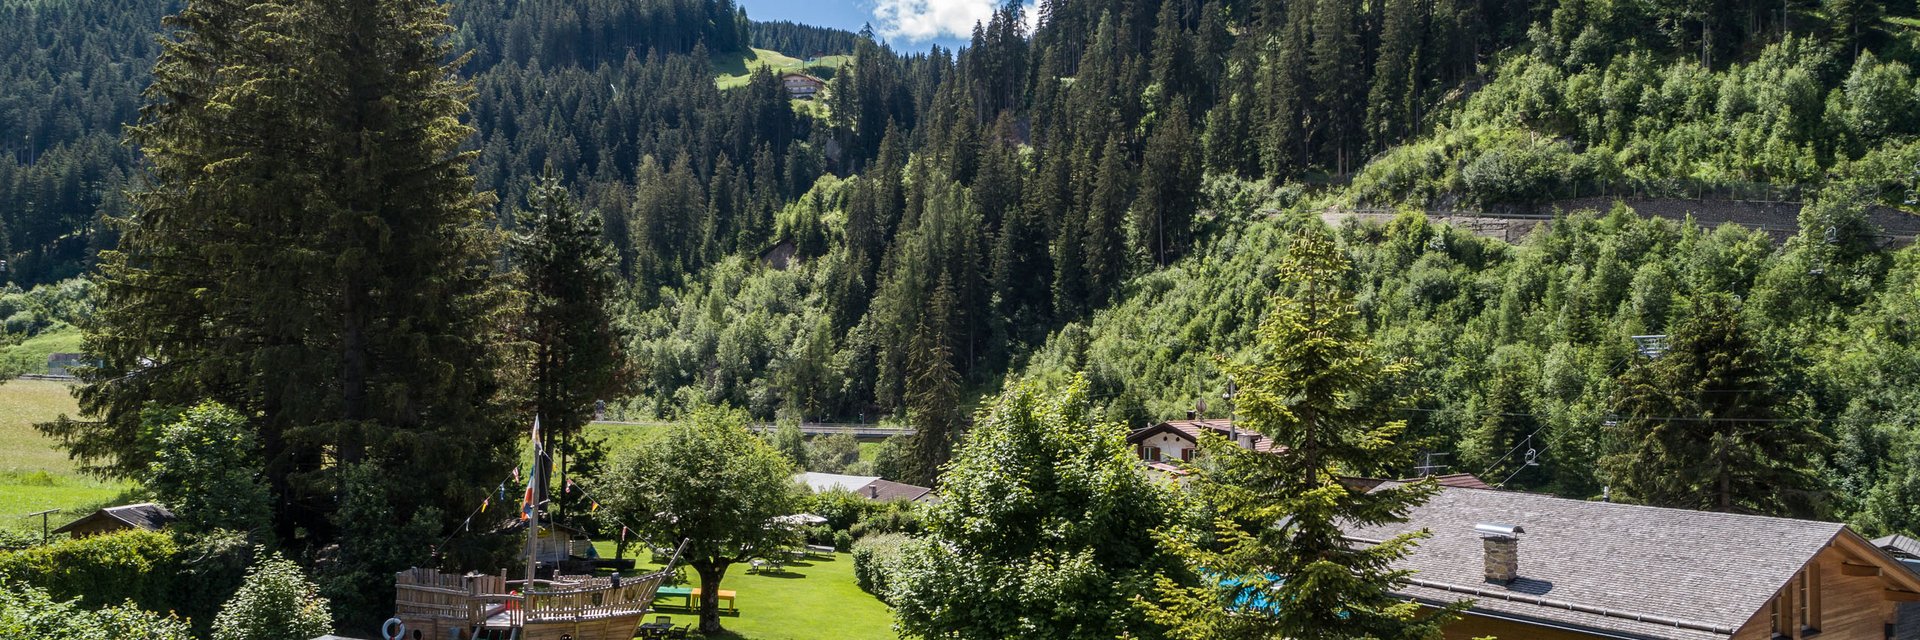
[589,541,896,640]
[0,377,136,530]
[711,48,848,90]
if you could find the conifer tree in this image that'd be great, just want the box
[1366,0,1423,154]
[1083,134,1133,305]
[1132,101,1200,266]
[1146,231,1456,640]
[511,171,629,516]
[1601,293,1831,517]
[1310,0,1363,172]
[52,0,520,620]
[903,278,964,486]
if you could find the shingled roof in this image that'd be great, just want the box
[1347,486,1851,640]
[51,502,175,535]
[1878,534,1920,560]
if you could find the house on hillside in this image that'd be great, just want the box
[1127,418,1279,477]
[1345,485,1920,640]
[780,72,825,100]
[51,503,174,538]
[794,472,935,502]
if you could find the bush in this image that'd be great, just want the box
[849,499,923,538]
[832,530,853,552]
[213,551,332,640]
[807,489,870,531]
[0,529,179,613]
[850,533,910,598]
[0,580,194,640]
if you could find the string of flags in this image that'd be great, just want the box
[429,431,632,559]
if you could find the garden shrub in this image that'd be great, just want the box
[212,551,332,640]
[0,529,179,613]
[0,580,193,640]
[850,533,910,598]
[832,529,853,552]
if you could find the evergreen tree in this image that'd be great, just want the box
[52,0,520,588]
[1601,293,1831,517]
[1366,0,1423,154]
[1132,101,1201,266]
[1083,135,1133,305]
[902,277,964,486]
[1146,231,1456,640]
[511,171,630,517]
[1310,0,1363,173]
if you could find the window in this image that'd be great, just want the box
[1770,596,1783,638]
[1180,448,1194,462]
[1145,446,1162,462]
[1799,564,1821,634]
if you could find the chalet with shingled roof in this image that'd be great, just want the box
[1346,485,1920,640]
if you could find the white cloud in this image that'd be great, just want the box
[872,0,996,42]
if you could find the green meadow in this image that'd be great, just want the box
[0,377,137,535]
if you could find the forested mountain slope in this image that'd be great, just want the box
[7,0,1920,531]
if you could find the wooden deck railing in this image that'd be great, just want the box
[525,570,670,622]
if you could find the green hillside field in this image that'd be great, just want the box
[0,377,136,534]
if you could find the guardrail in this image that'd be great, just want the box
[593,420,917,438]
[747,423,917,438]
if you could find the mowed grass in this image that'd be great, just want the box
[589,542,896,640]
[0,377,135,527]
[711,48,848,90]
[576,420,898,639]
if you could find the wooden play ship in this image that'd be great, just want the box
[391,419,683,640]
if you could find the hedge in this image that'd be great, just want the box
[850,533,911,598]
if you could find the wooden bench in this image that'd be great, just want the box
[689,588,736,613]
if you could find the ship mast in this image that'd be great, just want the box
[525,417,542,597]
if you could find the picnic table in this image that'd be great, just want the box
[652,586,737,613]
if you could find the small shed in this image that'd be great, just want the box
[51,503,175,538]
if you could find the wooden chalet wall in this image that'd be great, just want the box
[1731,540,1908,640]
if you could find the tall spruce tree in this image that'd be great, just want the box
[511,171,629,518]
[903,277,964,486]
[51,0,518,620]
[1601,293,1831,517]
[1146,231,1456,640]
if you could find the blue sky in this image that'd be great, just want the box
[738,0,1030,52]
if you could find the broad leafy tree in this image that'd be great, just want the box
[1146,231,1455,640]
[144,402,272,537]
[1602,293,1831,517]
[598,406,802,634]
[888,376,1179,639]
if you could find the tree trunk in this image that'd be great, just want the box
[695,561,729,633]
